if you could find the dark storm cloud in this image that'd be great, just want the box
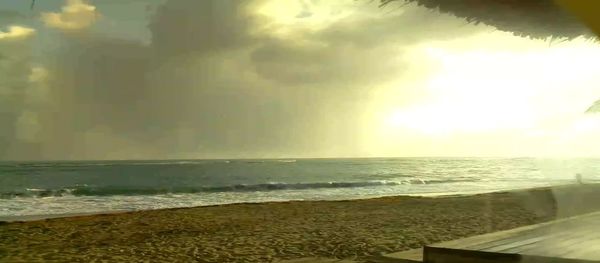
[1,0,483,160]
[0,10,25,22]
[149,0,264,59]
[22,0,303,159]
[43,37,152,135]
[251,37,403,86]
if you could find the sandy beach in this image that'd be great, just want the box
[2,184,600,262]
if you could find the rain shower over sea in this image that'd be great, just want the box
[1,158,599,218]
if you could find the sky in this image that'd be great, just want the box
[1,0,600,160]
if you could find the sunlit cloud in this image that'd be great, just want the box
[24,66,50,105]
[0,25,35,40]
[41,0,99,30]
[28,66,49,83]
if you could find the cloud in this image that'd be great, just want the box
[0,0,487,160]
[0,35,39,159]
[15,111,41,143]
[250,3,483,87]
[0,10,26,24]
[41,0,99,30]
[24,0,262,158]
[251,38,404,88]
[296,0,313,18]
[28,66,49,83]
[0,25,35,40]
[149,0,265,59]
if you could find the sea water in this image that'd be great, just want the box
[1,158,599,218]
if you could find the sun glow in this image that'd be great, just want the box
[370,33,600,156]
[383,38,600,135]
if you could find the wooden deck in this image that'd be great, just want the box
[377,211,600,263]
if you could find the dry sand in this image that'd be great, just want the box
[2,184,600,262]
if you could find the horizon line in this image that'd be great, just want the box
[2,156,600,162]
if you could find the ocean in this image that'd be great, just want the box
[1,158,599,219]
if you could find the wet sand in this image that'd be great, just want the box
[2,184,600,262]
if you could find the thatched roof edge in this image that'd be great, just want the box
[381,0,594,40]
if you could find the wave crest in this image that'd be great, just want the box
[0,178,479,199]
[0,181,396,198]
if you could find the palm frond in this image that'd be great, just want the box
[586,100,600,114]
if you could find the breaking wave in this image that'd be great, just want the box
[0,178,479,199]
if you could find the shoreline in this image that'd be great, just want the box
[2,184,600,262]
[0,183,579,223]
